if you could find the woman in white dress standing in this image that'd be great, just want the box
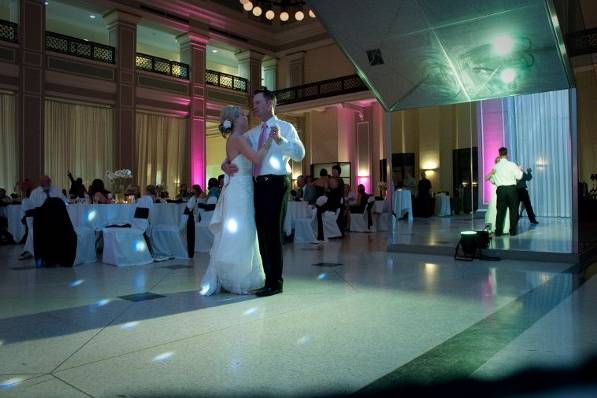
[485,156,510,233]
[200,105,273,295]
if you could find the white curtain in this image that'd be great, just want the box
[44,99,115,191]
[136,112,188,195]
[504,90,572,218]
[0,93,17,192]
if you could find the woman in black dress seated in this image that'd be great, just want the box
[350,184,369,213]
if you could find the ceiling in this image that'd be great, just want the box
[309,0,575,111]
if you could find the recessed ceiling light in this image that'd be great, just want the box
[89,15,96,19]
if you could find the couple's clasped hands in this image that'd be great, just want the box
[223,126,282,175]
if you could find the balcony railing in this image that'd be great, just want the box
[275,74,368,105]
[0,19,17,43]
[136,53,189,80]
[45,31,115,64]
[566,28,597,57]
[205,69,248,92]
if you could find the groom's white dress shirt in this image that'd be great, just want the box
[30,186,66,208]
[492,158,523,187]
[247,115,305,176]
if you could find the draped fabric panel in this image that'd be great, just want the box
[0,93,17,192]
[44,99,115,191]
[135,112,188,196]
[504,90,572,218]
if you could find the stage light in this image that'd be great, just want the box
[295,10,304,21]
[500,68,516,84]
[252,6,262,16]
[239,0,249,4]
[492,34,514,56]
[455,230,495,261]
[265,10,275,20]
[308,9,316,18]
[280,11,289,21]
[243,1,253,11]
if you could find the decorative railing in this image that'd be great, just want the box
[205,69,248,92]
[45,31,115,64]
[0,19,17,43]
[136,52,189,80]
[275,74,368,105]
[566,28,597,57]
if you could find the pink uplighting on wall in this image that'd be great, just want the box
[190,118,206,189]
[478,99,506,205]
[357,176,370,194]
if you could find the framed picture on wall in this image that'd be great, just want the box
[311,162,351,186]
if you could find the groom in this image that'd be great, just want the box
[223,88,305,296]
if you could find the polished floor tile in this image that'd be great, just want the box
[388,215,573,253]
[0,233,594,397]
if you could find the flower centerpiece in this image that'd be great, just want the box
[106,169,132,203]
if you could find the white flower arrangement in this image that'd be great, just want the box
[315,196,328,207]
[222,120,232,129]
[106,169,132,181]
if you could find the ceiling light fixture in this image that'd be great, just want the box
[239,0,315,23]
[89,15,96,19]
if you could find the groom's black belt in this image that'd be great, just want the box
[254,174,287,183]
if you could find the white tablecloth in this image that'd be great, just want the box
[1,204,26,243]
[68,203,186,230]
[374,200,390,214]
[434,194,451,217]
[392,189,413,222]
[283,201,312,236]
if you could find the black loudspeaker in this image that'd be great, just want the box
[380,159,387,183]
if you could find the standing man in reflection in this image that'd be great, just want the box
[493,147,523,236]
[222,88,305,297]
[517,167,538,225]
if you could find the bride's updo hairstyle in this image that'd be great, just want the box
[219,105,241,138]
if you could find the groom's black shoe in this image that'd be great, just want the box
[255,286,283,297]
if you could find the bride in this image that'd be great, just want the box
[200,106,272,295]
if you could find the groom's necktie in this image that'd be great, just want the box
[253,123,268,177]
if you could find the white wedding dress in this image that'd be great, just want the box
[200,154,265,295]
[485,183,510,233]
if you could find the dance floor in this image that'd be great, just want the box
[1,234,596,397]
[388,215,574,260]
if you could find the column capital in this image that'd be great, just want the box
[262,57,278,69]
[103,9,141,29]
[235,49,265,63]
[177,31,209,50]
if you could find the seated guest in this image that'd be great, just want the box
[303,176,317,205]
[344,184,357,207]
[176,183,192,201]
[158,190,170,203]
[89,179,112,204]
[142,185,158,203]
[328,164,345,211]
[350,184,370,213]
[125,184,141,200]
[0,188,11,205]
[207,178,221,199]
[30,175,66,208]
[67,171,85,199]
[295,175,306,200]
[313,169,330,198]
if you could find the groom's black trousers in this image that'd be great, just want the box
[254,174,290,289]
